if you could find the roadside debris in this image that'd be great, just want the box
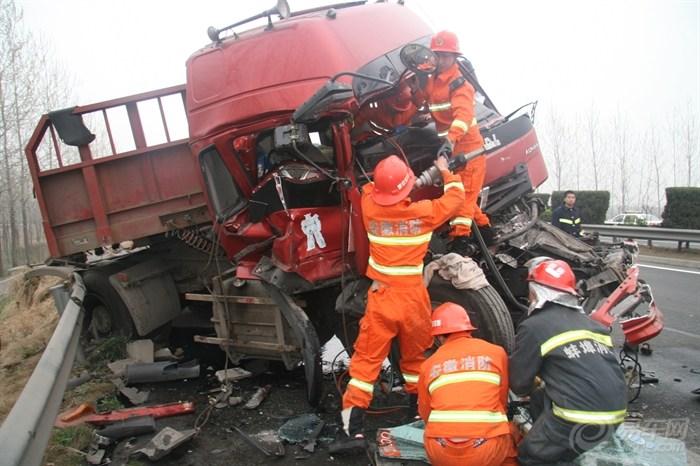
[85,448,106,465]
[244,384,272,409]
[154,347,182,361]
[215,367,252,383]
[278,413,325,453]
[135,426,198,461]
[67,371,92,390]
[126,339,154,363]
[56,401,195,427]
[107,358,136,377]
[125,359,200,384]
[232,426,285,457]
[97,415,156,440]
[112,378,149,405]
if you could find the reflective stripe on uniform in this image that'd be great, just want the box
[368,256,423,276]
[429,102,452,112]
[574,218,582,224]
[552,403,626,425]
[450,217,473,227]
[444,181,465,192]
[402,373,419,384]
[428,410,508,423]
[367,231,433,246]
[348,378,374,393]
[437,130,449,137]
[559,218,574,225]
[428,371,501,394]
[540,330,613,356]
[450,119,469,132]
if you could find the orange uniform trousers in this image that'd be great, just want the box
[452,152,490,237]
[424,434,518,466]
[342,284,433,409]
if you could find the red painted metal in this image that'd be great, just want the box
[25,86,207,257]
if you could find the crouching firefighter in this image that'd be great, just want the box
[333,155,464,453]
[418,302,518,466]
[510,258,627,465]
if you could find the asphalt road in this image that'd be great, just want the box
[631,262,700,457]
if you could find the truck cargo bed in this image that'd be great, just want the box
[25,85,211,258]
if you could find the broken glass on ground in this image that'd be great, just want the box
[278,413,323,444]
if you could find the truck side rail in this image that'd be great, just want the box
[25,85,211,258]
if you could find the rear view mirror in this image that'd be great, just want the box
[400,44,437,74]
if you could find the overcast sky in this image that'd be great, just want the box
[17,0,700,204]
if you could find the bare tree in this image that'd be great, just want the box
[586,105,602,190]
[545,106,567,192]
[682,102,699,187]
[612,110,632,212]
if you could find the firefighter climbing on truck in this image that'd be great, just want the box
[410,30,494,251]
[333,154,465,453]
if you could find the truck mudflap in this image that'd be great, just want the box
[590,266,664,346]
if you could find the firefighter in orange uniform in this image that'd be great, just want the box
[351,81,416,142]
[418,302,517,466]
[334,155,464,452]
[415,30,492,250]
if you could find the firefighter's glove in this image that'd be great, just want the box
[437,139,453,160]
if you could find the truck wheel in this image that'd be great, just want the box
[82,269,136,339]
[336,280,515,354]
[428,278,515,353]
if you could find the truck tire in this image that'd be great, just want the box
[428,278,515,353]
[82,268,136,339]
[336,279,515,355]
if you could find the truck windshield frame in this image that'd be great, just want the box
[200,146,246,222]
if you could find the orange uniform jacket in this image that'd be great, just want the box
[422,64,483,153]
[418,334,510,439]
[362,170,465,286]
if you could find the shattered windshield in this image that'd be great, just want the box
[352,35,431,103]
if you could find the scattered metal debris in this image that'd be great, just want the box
[154,347,180,361]
[135,426,197,461]
[56,402,195,427]
[97,416,156,440]
[126,339,154,363]
[215,367,252,383]
[125,360,200,384]
[244,385,272,409]
[111,378,149,405]
[85,448,106,465]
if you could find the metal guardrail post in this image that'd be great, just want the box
[582,224,700,244]
[0,273,86,466]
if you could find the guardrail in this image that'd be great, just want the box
[0,273,85,466]
[583,224,700,249]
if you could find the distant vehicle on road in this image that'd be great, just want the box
[604,212,663,227]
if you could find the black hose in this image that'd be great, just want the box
[472,224,529,314]
[494,200,540,245]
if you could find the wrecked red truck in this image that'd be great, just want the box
[25,1,661,406]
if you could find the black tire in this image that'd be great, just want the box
[335,279,515,355]
[428,278,515,353]
[82,267,136,339]
[301,322,323,407]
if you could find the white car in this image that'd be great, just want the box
[604,213,663,227]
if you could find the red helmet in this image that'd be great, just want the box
[430,30,460,54]
[371,155,415,206]
[527,259,577,295]
[431,302,477,336]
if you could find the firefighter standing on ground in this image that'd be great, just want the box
[336,155,464,450]
[509,258,627,465]
[411,30,492,248]
[551,190,582,237]
[418,302,517,466]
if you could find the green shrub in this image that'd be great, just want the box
[540,208,552,222]
[551,191,610,224]
[662,187,700,229]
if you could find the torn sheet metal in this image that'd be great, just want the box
[112,378,149,405]
[125,359,200,384]
[135,427,197,461]
[215,367,252,383]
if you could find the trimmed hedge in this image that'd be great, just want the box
[551,191,610,225]
[531,193,551,208]
[662,187,700,229]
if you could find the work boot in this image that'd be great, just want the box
[449,236,476,256]
[329,407,367,455]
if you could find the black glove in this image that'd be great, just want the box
[437,139,453,159]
